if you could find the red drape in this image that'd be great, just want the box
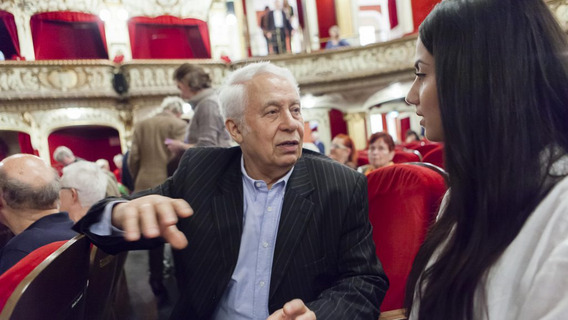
[18,132,37,155]
[31,11,108,60]
[328,109,348,139]
[128,15,211,59]
[48,126,122,174]
[0,11,20,59]
[315,0,337,49]
[388,0,399,29]
[411,0,441,33]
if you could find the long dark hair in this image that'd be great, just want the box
[405,0,568,319]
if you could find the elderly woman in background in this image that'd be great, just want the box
[358,132,395,175]
[329,133,357,169]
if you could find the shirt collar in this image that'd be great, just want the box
[240,155,294,191]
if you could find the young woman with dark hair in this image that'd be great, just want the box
[404,0,568,319]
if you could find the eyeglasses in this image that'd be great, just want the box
[61,187,80,192]
[330,143,348,150]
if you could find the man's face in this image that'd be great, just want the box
[177,81,195,100]
[230,73,303,178]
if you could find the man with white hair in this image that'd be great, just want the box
[76,62,388,319]
[0,154,76,274]
[53,146,79,166]
[59,161,108,222]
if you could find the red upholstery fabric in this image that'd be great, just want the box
[422,145,445,169]
[0,241,66,310]
[415,143,441,158]
[392,150,420,163]
[30,11,108,60]
[367,164,447,311]
[357,149,369,167]
[128,15,211,59]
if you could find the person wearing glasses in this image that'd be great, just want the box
[0,154,76,275]
[357,132,395,176]
[329,133,358,169]
[59,161,108,222]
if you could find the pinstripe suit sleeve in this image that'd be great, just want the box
[306,173,389,319]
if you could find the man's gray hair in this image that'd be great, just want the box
[218,62,299,125]
[0,167,60,210]
[161,96,185,115]
[61,161,108,208]
[53,146,74,163]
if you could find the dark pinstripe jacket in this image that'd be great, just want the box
[75,147,388,319]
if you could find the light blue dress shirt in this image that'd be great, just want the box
[212,157,293,319]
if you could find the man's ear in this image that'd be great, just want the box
[226,119,244,144]
[70,188,80,204]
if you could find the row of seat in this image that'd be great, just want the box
[0,162,448,320]
[358,144,445,170]
[369,162,448,318]
[0,235,127,320]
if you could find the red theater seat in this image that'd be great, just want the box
[367,164,447,312]
[392,150,421,163]
[0,235,90,319]
[422,145,445,169]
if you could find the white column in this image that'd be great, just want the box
[15,14,35,60]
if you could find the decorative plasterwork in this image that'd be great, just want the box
[27,107,127,161]
[0,112,32,134]
[123,61,230,96]
[122,0,211,20]
[0,0,103,15]
[0,61,117,100]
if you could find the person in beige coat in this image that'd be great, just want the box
[127,96,187,303]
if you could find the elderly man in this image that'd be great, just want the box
[53,145,80,166]
[0,154,76,274]
[75,62,388,319]
[59,161,108,222]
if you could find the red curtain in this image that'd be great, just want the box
[411,0,440,33]
[31,11,108,60]
[18,132,37,155]
[329,109,348,139]
[48,126,122,173]
[0,11,20,59]
[315,0,337,49]
[128,16,210,59]
[388,0,399,29]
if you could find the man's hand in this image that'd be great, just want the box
[266,299,316,320]
[165,139,191,153]
[111,195,193,249]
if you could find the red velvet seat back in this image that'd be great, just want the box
[392,150,421,163]
[357,149,369,167]
[0,240,66,310]
[367,164,447,311]
[422,145,445,169]
[415,143,441,158]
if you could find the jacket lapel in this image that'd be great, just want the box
[211,154,244,268]
[269,156,315,298]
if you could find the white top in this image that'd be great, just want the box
[410,156,568,320]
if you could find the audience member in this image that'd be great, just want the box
[166,64,231,155]
[128,95,187,300]
[53,146,81,166]
[260,6,272,53]
[59,161,108,222]
[264,0,294,54]
[0,154,76,274]
[96,158,111,171]
[404,1,568,319]
[112,153,123,183]
[282,0,294,20]
[358,132,395,175]
[94,158,122,197]
[120,151,134,193]
[325,25,350,49]
[75,62,388,319]
[311,131,325,154]
[405,130,420,144]
[329,133,357,169]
